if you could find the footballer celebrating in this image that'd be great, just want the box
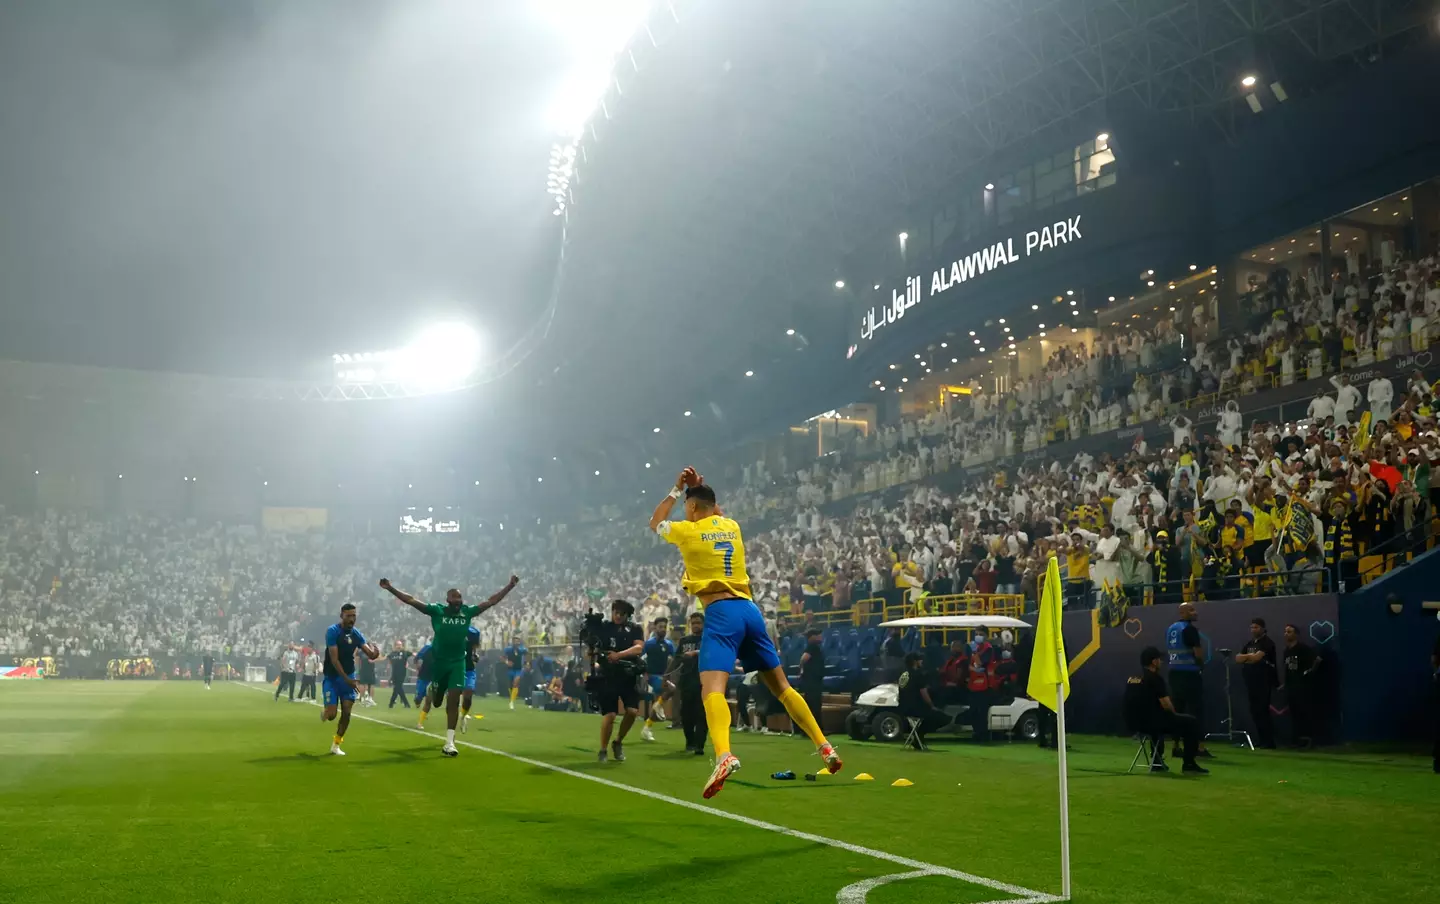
[649,468,843,798]
[320,603,381,756]
[380,576,520,756]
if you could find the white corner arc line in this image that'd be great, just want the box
[238,685,1057,901]
[837,870,936,902]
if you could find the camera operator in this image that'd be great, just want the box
[591,599,645,763]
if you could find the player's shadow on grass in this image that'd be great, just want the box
[246,752,326,765]
[536,846,795,897]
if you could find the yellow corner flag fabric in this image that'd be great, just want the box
[1027,555,1069,713]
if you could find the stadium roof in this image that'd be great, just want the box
[533,0,1437,455]
[2,0,1436,494]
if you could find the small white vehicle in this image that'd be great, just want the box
[844,615,1041,743]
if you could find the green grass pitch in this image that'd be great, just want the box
[1,681,1432,903]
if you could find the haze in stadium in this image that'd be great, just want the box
[3,2,1440,904]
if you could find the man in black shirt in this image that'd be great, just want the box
[1235,618,1278,748]
[799,628,826,734]
[881,629,905,681]
[1139,647,1209,774]
[897,653,948,749]
[674,612,707,755]
[386,642,412,709]
[1430,633,1439,774]
[201,653,214,689]
[1282,624,1322,748]
[594,600,645,763]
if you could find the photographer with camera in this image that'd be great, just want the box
[588,599,645,763]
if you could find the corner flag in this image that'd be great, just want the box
[1029,553,1074,899]
[1027,555,1069,712]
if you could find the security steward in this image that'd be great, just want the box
[594,599,645,763]
[1235,617,1278,748]
[1165,602,1214,759]
[799,628,826,732]
[898,652,948,749]
[1138,646,1209,774]
[673,611,707,755]
[386,641,412,709]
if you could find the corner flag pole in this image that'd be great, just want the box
[1056,676,1071,900]
[1029,556,1073,900]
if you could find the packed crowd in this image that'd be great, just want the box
[1,249,1437,668]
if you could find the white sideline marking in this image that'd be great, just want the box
[238,685,1058,902]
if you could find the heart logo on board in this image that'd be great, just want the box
[1308,620,1336,645]
[1123,618,1143,639]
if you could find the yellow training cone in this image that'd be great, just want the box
[891,778,914,787]
[854,772,875,781]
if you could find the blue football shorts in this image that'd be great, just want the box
[322,674,358,707]
[698,598,781,674]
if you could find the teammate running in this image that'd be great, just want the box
[503,633,527,711]
[414,641,434,730]
[649,469,843,798]
[320,603,381,756]
[460,626,483,731]
[641,618,674,742]
[381,576,520,756]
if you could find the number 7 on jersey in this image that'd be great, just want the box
[713,540,734,577]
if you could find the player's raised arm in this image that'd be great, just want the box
[474,575,521,615]
[379,578,429,613]
[650,468,697,532]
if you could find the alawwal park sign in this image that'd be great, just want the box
[858,214,1083,344]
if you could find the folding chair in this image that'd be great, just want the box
[1127,734,1158,773]
[904,717,928,751]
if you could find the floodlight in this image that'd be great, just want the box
[393,322,483,389]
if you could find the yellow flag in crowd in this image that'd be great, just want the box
[1355,411,1372,452]
[1027,555,1070,712]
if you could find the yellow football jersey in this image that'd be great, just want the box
[657,515,753,600]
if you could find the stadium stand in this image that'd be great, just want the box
[4,238,1439,687]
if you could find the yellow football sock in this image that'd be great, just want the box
[509,687,518,702]
[333,734,343,746]
[460,704,470,718]
[418,710,428,725]
[777,687,828,747]
[703,693,732,759]
[644,718,653,729]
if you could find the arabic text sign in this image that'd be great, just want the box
[859,215,1083,342]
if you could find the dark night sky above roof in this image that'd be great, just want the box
[0,0,568,378]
